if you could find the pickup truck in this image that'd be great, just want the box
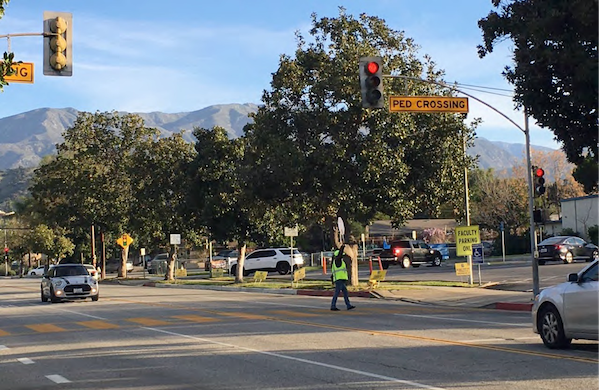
[377,239,443,269]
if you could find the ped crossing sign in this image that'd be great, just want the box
[5,62,34,84]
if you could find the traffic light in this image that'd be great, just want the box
[533,166,546,197]
[359,56,384,109]
[43,11,73,76]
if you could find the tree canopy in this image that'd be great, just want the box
[243,10,477,233]
[478,0,598,192]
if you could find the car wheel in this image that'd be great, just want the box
[401,256,412,269]
[276,262,290,275]
[539,305,571,349]
[590,250,599,262]
[432,256,442,267]
[563,252,574,264]
[230,265,237,277]
[41,287,48,303]
[243,269,250,277]
[91,294,99,302]
[381,262,390,270]
[50,287,60,303]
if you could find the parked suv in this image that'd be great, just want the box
[378,239,443,269]
[229,248,304,276]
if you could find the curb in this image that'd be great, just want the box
[494,302,533,311]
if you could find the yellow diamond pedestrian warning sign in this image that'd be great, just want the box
[116,233,133,249]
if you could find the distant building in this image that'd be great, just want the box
[560,194,599,240]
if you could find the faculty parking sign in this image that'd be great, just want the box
[455,225,480,256]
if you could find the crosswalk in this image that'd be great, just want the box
[0,306,456,337]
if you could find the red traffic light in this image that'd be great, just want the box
[366,61,379,75]
[535,168,545,177]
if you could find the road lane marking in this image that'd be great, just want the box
[26,324,66,333]
[17,357,34,364]
[218,312,270,320]
[91,297,598,364]
[46,375,70,384]
[127,318,170,326]
[458,337,540,343]
[56,309,107,320]
[77,320,120,329]
[393,313,530,327]
[172,315,218,323]
[0,345,7,350]
[0,329,10,336]
[146,327,448,390]
[269,310,319,317]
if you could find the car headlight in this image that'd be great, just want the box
[52,279,65,288]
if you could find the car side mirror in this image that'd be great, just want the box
[567,273,579,282]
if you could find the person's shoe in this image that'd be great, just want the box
[347,306,356,310]
[330,307,340,311]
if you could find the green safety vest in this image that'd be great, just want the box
[331,257,348,282]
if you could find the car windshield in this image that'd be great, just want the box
[55,266,89,277]
[539,237,565,245]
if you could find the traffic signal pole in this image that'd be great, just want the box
[384,74,540,297]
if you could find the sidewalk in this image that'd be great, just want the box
[368,285,534,311]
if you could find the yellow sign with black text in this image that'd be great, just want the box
[454,262,470,276]
[455,225,481,256]
[5,62,34,84]
[389,96,468,113]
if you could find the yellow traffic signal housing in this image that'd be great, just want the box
[43,11,72,76]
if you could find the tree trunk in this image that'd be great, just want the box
[119,246,129,278]
[165,248,176,281]
[332,223,359,287]
[234,242,247,284]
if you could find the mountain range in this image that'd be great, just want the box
[0,104,554,171]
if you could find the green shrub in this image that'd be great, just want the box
[0,264,16,276]
[588,225,599,246]
[559,228,580,237]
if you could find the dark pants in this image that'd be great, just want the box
[331,279,351,309]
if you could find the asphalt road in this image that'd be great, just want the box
[0,278,597,390]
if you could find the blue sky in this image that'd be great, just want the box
[0,0,556,148]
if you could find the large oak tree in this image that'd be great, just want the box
[242,10,476,284]
[478,0,598,192]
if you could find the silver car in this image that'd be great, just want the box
[532,259,598,348]
[41,264,99,303]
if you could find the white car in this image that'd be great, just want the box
[84,264,100,280]
[532,259,598,348]
[229,248,304,276]
[29,266,47,276]
[41,264,99,303]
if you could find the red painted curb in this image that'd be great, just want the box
[495,302,533,311]
[297,290,372,298]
